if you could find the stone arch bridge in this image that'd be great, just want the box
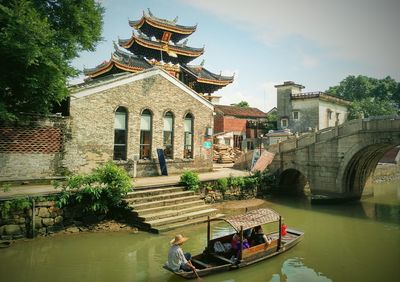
[267,116,400,202]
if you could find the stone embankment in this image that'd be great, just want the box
[371,164,400,183]
[0,200,137,241]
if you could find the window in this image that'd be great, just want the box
[281,118,288,128]
[163,112,174,159]
[183,113,193,159]
[140,109,152,159]
[293,111,299,120]
[327,109,333,120]
[113,107,127,160]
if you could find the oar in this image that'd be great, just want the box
[189,261,203,282]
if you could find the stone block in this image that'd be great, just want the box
[34,218,42,228]
[42,218,55,227]
[54,216,64,225]
[38,207,50,218]
[4,224,21,235]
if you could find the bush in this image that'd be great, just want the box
[215,178,229,193]
[180,170,200,191]
[56,162,132,216]
[0,197,31,218]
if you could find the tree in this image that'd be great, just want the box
[326,75,399,119]
[0,0,104,121]
[236,101,249,108]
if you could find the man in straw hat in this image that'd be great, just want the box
[167,234,196,272]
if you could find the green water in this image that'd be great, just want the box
[0,181,399,282]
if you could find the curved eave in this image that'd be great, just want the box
[84,60,114,78]
[84,59,147,79]
[129,15,196,35]
[196,77,234,86]
[119,35,204,57]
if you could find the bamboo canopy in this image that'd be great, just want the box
[224,208,281,232]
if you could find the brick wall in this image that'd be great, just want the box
[223,117,247,133]
[0,118,68,180]
[0,126,62,154]
[214,115,224,133]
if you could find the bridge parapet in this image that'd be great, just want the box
[267,116,400,154]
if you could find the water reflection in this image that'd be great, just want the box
[270,257,332,282]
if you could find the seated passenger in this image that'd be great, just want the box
[251,225,272,246]
[231,233,250,258]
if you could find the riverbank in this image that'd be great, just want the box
[370,163,400,183]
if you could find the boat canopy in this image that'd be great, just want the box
[223,208,281,232]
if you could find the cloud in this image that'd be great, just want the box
[181,0,400,78]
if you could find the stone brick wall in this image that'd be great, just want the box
[65,71,214,177]
[0,118,69,181]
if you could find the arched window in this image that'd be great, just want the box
[140,109,152,159]
[183,113,193,159]
[163,112,174,159]
[114,107,128,160]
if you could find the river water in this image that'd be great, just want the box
[0,181,399,282]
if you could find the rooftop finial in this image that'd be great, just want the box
[200,59,205,66]
[147,8,153,17]
[173,16,178,23]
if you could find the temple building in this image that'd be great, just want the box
[84,9,234,102]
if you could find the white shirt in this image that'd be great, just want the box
[167,245,188,272]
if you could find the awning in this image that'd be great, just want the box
[224,208,281,232]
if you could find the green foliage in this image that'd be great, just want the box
[0,197,31,218]
[326,75,400,119]
[236,101,249,108]
[0,0,104,121]
[254,170,278,193]
[1,184,11,192]
[215,178,229,193]
[180,170,200,191]
[227,176,245,188]
[265,111,278,131]
[56,162,132,215]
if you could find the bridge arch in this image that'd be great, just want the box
[278,168,309,195]
[337,141,399,199]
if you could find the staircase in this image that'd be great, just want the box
[125,184,223,233]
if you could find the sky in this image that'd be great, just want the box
[72,0,400,112]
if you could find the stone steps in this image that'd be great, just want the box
[156,213,225,233]
[145,208,218,228]
[126,184,220,233]
[125,190,195,204]
[138,203,211,221]
[129,195,200,210]
[133,199,205,215]
[125,186,185,199]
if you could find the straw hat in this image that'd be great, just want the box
[170,234,188,245]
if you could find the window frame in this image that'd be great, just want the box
[183,113,194,159]
[113,107,128,161]
[281,118,288,128]
[163,111,174,159]
[140,109,152,160]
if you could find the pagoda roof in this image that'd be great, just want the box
[181,65,234,93]
[83,45,152,79]
[118,33,204,64]
[129,10,196,43]
[215,105,266,118]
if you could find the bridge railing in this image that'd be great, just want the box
[267,115,400,153]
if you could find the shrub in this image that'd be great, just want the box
[180,170,200,191]
[56,162,132,215]
[228,176,245,188]
[215,178,229,193]
[0,197,31,218]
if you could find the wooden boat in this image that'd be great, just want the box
[163,208,304,279]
